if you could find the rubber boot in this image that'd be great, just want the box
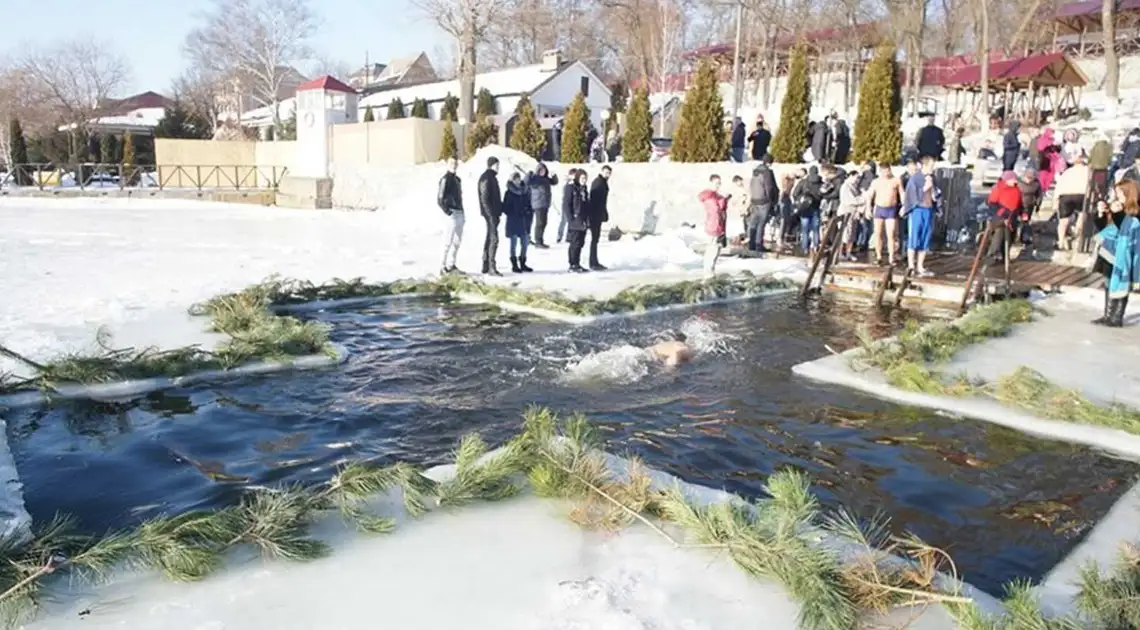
[519,256,533,272]
[1092,287,1111,325]
[1106,296,1128,327]
[509,256,521,273]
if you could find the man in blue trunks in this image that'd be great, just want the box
[865,161,905,266]
[903,157,939,277]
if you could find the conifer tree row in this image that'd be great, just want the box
[622,87,653,163]
[509,93,545,159]
[769,43,810,164]
[560,92,590,163]
[670,59,726,162]
[851,42,903,164]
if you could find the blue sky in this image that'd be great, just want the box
[0,0,446,94]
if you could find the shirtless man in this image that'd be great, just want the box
[865,161,905,266]
[646,332,694,367]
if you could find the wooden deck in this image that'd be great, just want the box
[909,251,1105,290]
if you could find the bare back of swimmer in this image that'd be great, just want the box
[646,332,694,367]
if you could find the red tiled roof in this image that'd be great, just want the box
[682,22,882,59]
[938,52,1081,87]
[1055,0,1140,18]
[101,91,172,115]
[901,51,1012,87]
[297,75,356,93]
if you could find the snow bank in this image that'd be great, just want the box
[332,145,809,235]
[22,451,998,630]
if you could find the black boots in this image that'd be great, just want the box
[1092,288,1111,325]
[510,256,521,273]
[1106,296,1129,327]
[519,256,533,272]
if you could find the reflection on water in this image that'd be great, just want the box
[7,294,1137,595]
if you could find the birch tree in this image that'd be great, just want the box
[412,0,503,124]
[1103,0,1119,101]
[184,0,319,133]
[172,67,225,137]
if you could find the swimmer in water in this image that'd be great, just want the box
[646,332,694,367]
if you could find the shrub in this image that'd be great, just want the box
[466,117,499,156]
[509,93,545,158]
[411,98,430,119]
[670,59,726,162]
[560,92,590,163]
[770,42,811,163]
[441,93,459,121]
[476,88,498,117]
[387,98,406,120]
[439,115,459,160]
[622,87,653,163]
[363,105,375,122]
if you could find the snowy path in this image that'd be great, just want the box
[0,197,805,377]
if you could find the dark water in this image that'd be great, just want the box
[7,294,1138,596]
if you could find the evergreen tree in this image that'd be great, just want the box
[476,88,498,117]
[852,42,904,164]
[387,98,406,119]
[769,43,811,163]
[410,98,430,119]
[8,117,30,185]
[100,133,118,164]
[605,81,628,137]
[560,92,591,163]
[441,93,459,121]
[622,87,653,163]
[121,131,136,166]
[439,114,459,160]
[670,59,726,163]
[154,101,193,138]
[465,117,499,156]
[363,105,375,122]
[509,93,545,158]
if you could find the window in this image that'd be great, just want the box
[580,76,589,97]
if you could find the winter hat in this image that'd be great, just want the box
[487,156,500,168]
[1000,171,1017,183]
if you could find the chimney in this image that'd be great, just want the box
[541,49,563,72]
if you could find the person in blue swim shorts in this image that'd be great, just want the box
[902,157,940,277]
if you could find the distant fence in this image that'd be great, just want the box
[0,163,288,192]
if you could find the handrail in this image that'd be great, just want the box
[0,163,288,192]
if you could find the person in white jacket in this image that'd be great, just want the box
[730,175,751,243]
[837,170,866,261]
[1053,154,1091,251]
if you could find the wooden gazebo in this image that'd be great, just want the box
[940,52,1088,124]
[1053,0,1140,56]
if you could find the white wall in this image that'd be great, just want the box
[533,62,612,128]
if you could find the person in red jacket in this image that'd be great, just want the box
[986,171,1025,263]
[699,174,729,279]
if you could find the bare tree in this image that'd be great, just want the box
[16,38,130,161]
[172,67,225,135]
[184,0,319,133]
[412,0,504,124]
[430,43,459,80]
[304,54,354,80]
[979,0,990,122]
[1103,0,1119,101]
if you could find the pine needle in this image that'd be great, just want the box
[436,433,524,507]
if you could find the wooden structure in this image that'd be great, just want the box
[1053,0,1140,56]
[939,53,1088,124]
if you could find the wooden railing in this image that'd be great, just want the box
[0,164,289,192]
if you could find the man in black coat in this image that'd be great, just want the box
[526,162,558,248]
[436,156,464,274]
[748,121,771,161]
[477,156,503,275]
[1002,120,1022,172]
[915,115,945,161]
[810,122,830,163]
[747,155,779,251]
[731,117,747,162]
[587,165,612,270]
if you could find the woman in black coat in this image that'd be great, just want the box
[564,170,590,272]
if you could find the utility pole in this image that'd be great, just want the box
[731,0,745,118]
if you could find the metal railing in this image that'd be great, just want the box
[0,163,289,192]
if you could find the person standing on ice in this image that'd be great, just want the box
[699,174,729,279]
[903,157,941,277]
[477,156,504,276]
[587,166,612,271]
[526,162,558,248]
[503,171,535,273]
[565,170,591,273]
[436,156,465,275]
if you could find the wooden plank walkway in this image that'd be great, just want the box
[917,252,1104,290]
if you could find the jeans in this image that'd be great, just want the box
[704,234,722,278]
[442,210,464,268]
[557,210,569,242]
[482,213,500,272]
[853,217,871,250]
[731,147,745,162]
[800,212,821,251]
[588,222,603,266]
[567,229,587,267]
[746,207,769,250]
[532,205,549,244]
[509,234,529,258]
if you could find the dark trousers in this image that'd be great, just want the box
[587,222,602,266]
[567,229,587,268]
[532,205,550,244]
[987,219,1011,259]
[747,207,769,250]
[482,214,500,271]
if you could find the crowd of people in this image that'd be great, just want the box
[727,111,852,165]
[436,156,613,275]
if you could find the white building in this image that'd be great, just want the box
[61,91,172,136]
[358,50,612,128]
